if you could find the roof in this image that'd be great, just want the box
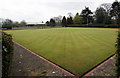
[27,22,45,24]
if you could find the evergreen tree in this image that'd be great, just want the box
[50,18,56,27]
[110,0,120,24]
[62,16,67,27]
[69,16,73,24]
[95,7,107,24]
[67,17,70,25]
[46,21,50,26]
[73,13,82,24]
[66,16,73,26]
[81,7,93,24]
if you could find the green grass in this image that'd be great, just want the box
[5,28,118,76]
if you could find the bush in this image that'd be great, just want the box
[116,31,120,77]
[66,24,120,28]
[2,32,13,78]
[2,26,12,29]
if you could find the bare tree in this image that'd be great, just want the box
[53,15,62,25]
[67,12,74,17]
[100,3,112,14]
[100,3,112,24]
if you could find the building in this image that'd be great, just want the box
[26,22,46,26]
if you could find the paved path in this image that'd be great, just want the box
[84,55,116,77]
[9,41,116,77]
[9,42,75,76]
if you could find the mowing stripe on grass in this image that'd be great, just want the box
[5,28,117,75]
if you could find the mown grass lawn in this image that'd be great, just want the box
[5,27,118,76]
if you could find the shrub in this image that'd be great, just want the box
[66,24,119,28]
[116,31,120,77]
[2,26,12,29]
[2,32,13,78]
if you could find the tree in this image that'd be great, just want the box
[53,15,62,26]
[62,16,67,27]
[67,12,74,17]
[67,17,73,25]
[110,0,120,24]
[100,3,112,13]
[2,19,13,29]
[42,21,44,23]
[104,14,112,24]
[13,21,20,27]
[114,0,120,77]
[20,20,26,26]
[69,16,73,24]
[46,21,50,26]
[73,13,82,24]
[95,7,107,24]
[67,17,70,25]
[81,7,93,24]
[50,18,56,27]
[100,3,112,24]
[67,12,73,24]
[0,18,3,27]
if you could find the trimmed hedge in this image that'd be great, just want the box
[2,26,12,29]
[116,31,120,77]
[66,24,120,28]
[2,32,13,78]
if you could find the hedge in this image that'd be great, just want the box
[66,24,120,28]
[2,26,12,29]
[2,32,13,78]
[116,31,120,77]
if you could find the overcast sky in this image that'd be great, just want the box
[0,0,117,22]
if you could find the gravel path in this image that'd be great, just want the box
[9,42,74,76]
[84,55,116,77]
[91,57,116,76]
